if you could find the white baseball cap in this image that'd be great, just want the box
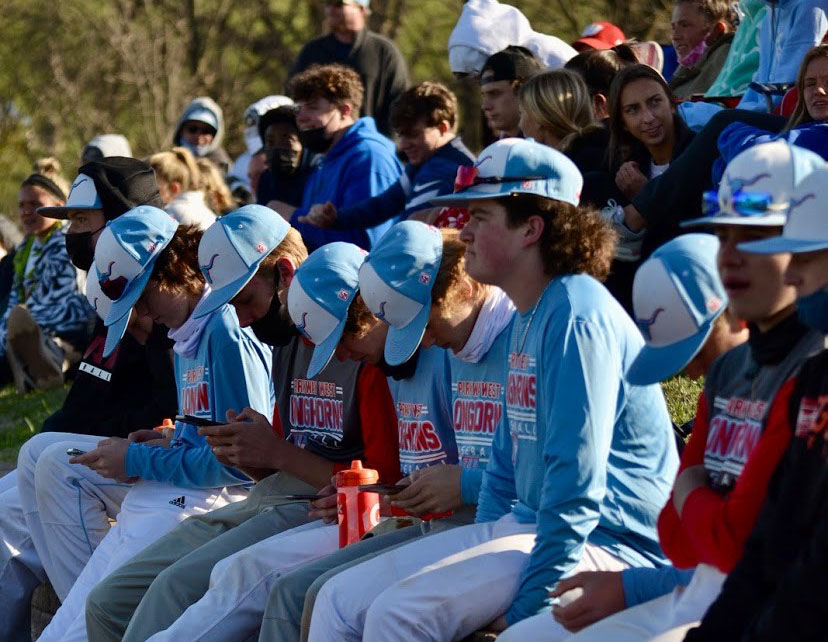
[682,141,823,228]
[739,165,828,255]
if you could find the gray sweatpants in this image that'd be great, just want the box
[85,471,316,642]
[259,507,476,642]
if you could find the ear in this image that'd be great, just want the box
[521,214,545,248]
[276,257,296,290]
[438,120,451,135]
[707,21,727,42]
[169,181,183,198]
[592,94,609,119]
[339,101,354,120]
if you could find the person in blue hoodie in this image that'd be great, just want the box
[297,82,475,231]
[31,207,273,642]
[737,0,828,112]
[711,44,828,183]
[270,64,402,251]
[307,139,678,642]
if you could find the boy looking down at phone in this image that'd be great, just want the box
[33,205,274,642]
[85,205,398,642]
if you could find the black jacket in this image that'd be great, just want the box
[41,320,178,438]
[290,29,410,136]
[685,348,828,642]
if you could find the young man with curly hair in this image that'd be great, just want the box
[271,63,403,251]
[307,138,679,641]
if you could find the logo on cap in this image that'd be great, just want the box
[419,272,431,285]
[201,253,220,285]
[707,296,723,313]
[375,301,388,322]
[295,312,309,337]
[790,193,816,211]
[337,288,349,301]
[636,307,665,341]
[99,261,129,300]
[256,243,266,254]
[727,172,770,194]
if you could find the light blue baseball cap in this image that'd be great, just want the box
[358,221,443,366]
[431,137,582,207]
[286,243,367,379]
[739,166,828,255]
[93,205,179,357]
[627,233,727,385]
[682,141,823,228]
[184,106,219,132]
[193,204,291,319]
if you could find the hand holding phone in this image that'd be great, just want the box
[174,414,225,427]
[358,483,406,495]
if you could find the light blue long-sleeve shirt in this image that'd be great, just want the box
[476,275,678,625]
[125,304,273,488]
[451,318,512,505]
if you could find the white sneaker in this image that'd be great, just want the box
[601,200,645,263]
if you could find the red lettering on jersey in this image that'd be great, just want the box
[398,420,441,451]
[506,373,536,409]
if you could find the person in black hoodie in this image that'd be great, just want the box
[289,0,409,137]
[256,104,320,208]
[684,166,828,642]
[36,157,177,438]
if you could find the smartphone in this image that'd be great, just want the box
[174,414,225,427]
[66,448,87,456]
[358,483,407,495]
[271,494,333,502]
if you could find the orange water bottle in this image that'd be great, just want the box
[336,460,380,547]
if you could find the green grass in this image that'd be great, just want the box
[661,376,704,427]
[0,384,70,465]
[0,375,703,467]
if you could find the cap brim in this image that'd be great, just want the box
[384,301,431,367]
[36,205,101,220]
[103,308,133,358]
[104,267,153,328]
[738,236,828,255]
[626,319,715,385]
[307,316,347,379]
[572,38,612,50]
[431,182,576,207]
[681,214,787,228]
[193,269,258,319]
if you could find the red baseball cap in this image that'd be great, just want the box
[572,22,626,51]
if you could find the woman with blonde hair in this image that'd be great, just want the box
[518,69,608,174]
[196,157,235,215]
[147,147,216,229]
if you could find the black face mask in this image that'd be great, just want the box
[299,126,333,154]
[267,147,300,176]
[65,226,104,271]
[249,292,296,347]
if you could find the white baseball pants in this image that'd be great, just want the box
[36,479,247,642]
[309,513,628,642]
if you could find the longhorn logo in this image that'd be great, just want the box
[727,172,770,193]
[295,312,309,338]
[475,155,493,168]
[789,193,816,211]
[375,301,389,322]
[92,297,99,311]
[200,253,220,284]
[70,176,90,191]
[636,307,665,341]
[99,261,128,300]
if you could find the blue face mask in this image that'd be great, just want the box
[797,288,828,332]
